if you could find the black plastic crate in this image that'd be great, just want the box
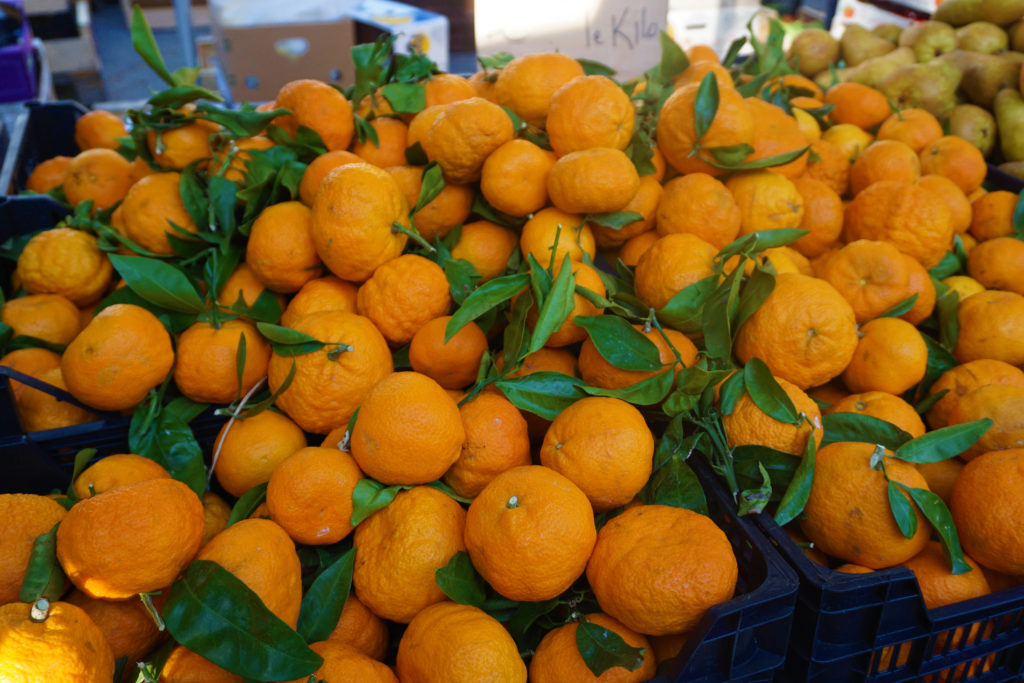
[643,457,797,683]
[985,164,1024,194]
[752,508,1024,682]
[0,98,84,194]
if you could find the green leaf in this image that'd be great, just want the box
[576,619,646,677]
[663,365,731,417]
[446,273,529,342]
[716,229,808,263]
[578,58,616,76]
[477,52,515,70]
[893,419,992,464]
[656,31,689,84]
[67,448,97,499]
[129,409,205,497]
[714,145,809,171]
[256,323,326,356]
[722,36,747,68]
[874,294,918,319]
[435,551,486,607]
[702,266,743,361]
[208,176,238,232]
[744,357,799,423]
[582,369,675,405]
[639,456,708,514]
[528,255,576,354]
[919,333,958,397]
[654,420,696,469]
[738,461,773,515]
[820,413,914,450]
[109,254,205,314]
[350,479,410,526]
[18,523,67,602]
[379,82,426,115]
[130,6,175,86]
[495,371,587,421]
[297,548,355,643]
[708,143,754,167]
[162,560,323,679]
[936,286,960,351]
[227,482,268,527]
[412,162,446,214]
[180,164,210,229]
[230,289,283,325]
[733,445,801,499]
[774,438,816,526]
[405,141,428,166]
[444,258,482,306]
[906,486,971,574]
[575,316,660,371]
[586,211,643,230]
[736,264,775,330]
[694,72,720,141]
[657,275,716,335]
[888,481,918,539]
[928,251,961,280]
[719,370,746,415]
[1014,191,1024,240]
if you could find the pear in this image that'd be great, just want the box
[831,47,916,89]
[900,21,959,61]
[1011,21,1024,50]
[1002,51,1024,63]
[955,21,1009,52]
[997,161,1024,180]
[956,52,1022,107]
[841,24,896,66]
[880,60,962,117]
[788,29,841,77]
[873,24,904,44]
[946,104,998,156]
[934,0,1024,27]
[995,89,1024,161]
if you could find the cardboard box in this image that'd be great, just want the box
[349,0,449,73]
[830,0,921,38]
[475,0,668,81]
[667,1,768,58]
[210,16,357,103]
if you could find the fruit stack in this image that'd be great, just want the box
[1,7,1023,682]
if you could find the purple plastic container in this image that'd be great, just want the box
[0,1,37,102]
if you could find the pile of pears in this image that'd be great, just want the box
[787,0,1024,175]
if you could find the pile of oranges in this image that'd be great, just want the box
[1,17,1023,681]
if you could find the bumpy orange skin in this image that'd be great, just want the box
[245,201,322,293]
[547,147,640,215]
[901,542,991,610]
[926,359,1024,430]
[480,139,556,218]
[299,150,363,206]
[61,304,175,412]
[56,478,204,599]
[72,453,170,499]
[951,449,1024,575]
[0,600,115,682]
[465,466,596,602]
[947,384,1024,460]
[267,447,364,546]
[800,443,931,569]
[656,173,741,249]
[877,109,943,154]
[634,233,717,312]
[723,376,824,456]
[0,494,67,605]
[119,172,198,255]
[350,372,464,485]
[275,79,355,151]
[540,397,654,512]
[267,310,393,435]
[1,294,80,346]
[529,613,657,683]
[726,170,805,236]
[16,227,113,306]
[396,601,527,683]
[409,316,488,389]
[827,391,926,439]
[849,140,922,195]
[353,486,466,623]
[954,290,1024,366]
[919,135,986,194]
[423,98,515,183]
[845,180,953,269]
[310,162,409,283]
[493,52,584,129]
[285,641,398,683]
[356,254,452,346]
[547,75,635,157]
[443,392,532,499]
[734,273,858,390]
[327,593,389,661]
[657,81,754,177]
[586,505,738,636]
[173,319,271,405]
[918,175,972,236]
[198,518,303,627]
[161,645,243,683]
[803,139,851,196]
[65,588,167,669]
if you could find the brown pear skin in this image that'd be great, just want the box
[1002,51,1024,63]
[1011,21,1024,50]
[997,161,1024,180]
[957,52,1022,107]
[946,104,998,156]
[995,88,1024,161]
[788,29,841,77]
[880,60,962,117]
[955,21,1010,52]
[934,0,1024,27]
[873,24,904,43]
[828,47,916,89]
[900,21,959,61]
[842,24,896,66]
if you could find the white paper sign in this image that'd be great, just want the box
[475,0,669,80]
